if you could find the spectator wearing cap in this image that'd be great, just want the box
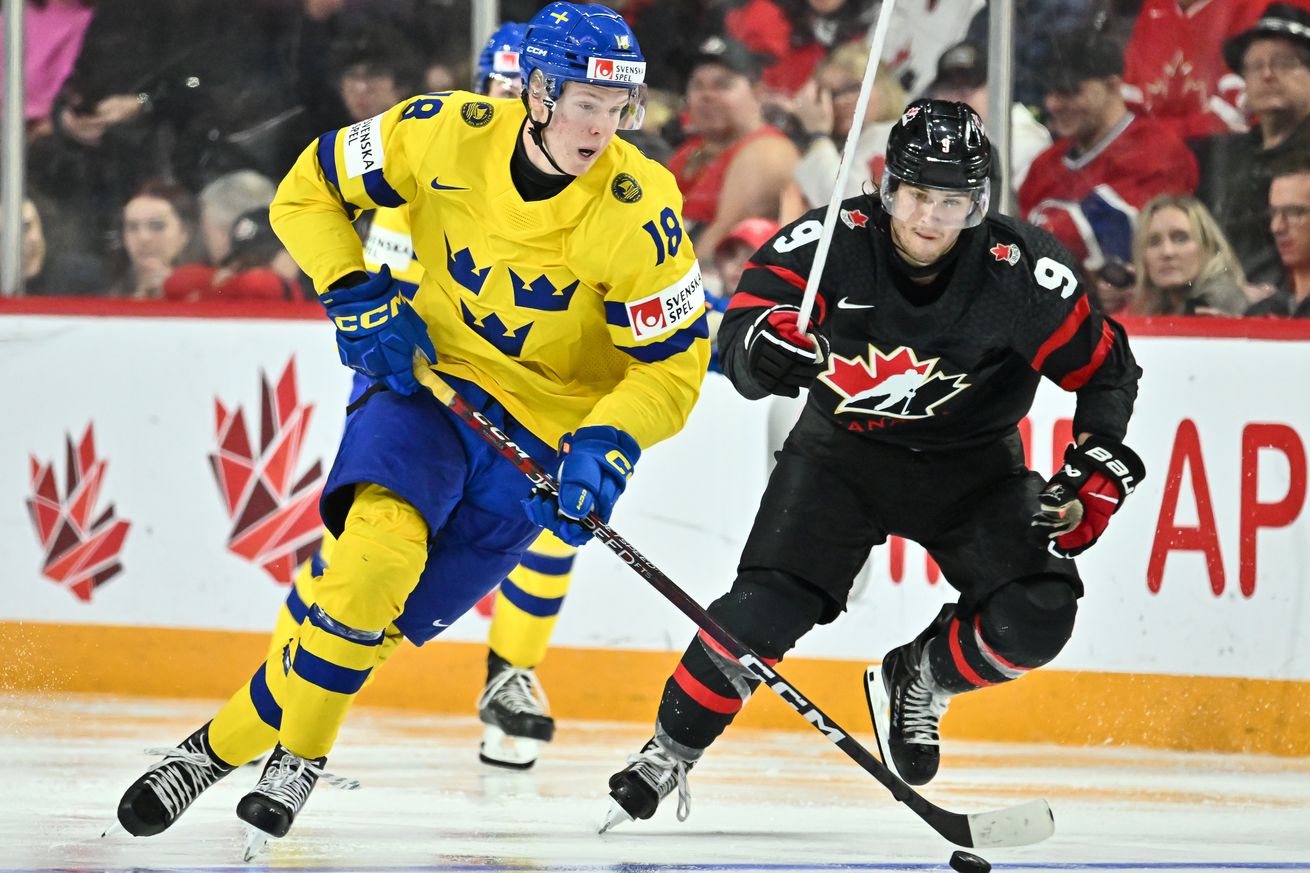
[164,209,306,304]
[1194,2,1310,288]
[1122,0,1268,142]
[780,42,905,222]
[1018,26,1198,272]
[1247,155,1310,316]
[927,41,1051,198]
[667,37,800,259]
[197,170,277,266]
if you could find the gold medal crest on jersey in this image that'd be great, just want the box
[611,173,642,203]
[461,101,495,127]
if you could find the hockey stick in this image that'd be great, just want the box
[413,360,1053,849]
[795,0,897,334]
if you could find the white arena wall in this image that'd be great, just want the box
[1,302,1307,756]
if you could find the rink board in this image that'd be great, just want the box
[1,305,1308,755]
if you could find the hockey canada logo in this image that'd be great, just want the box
[990,242,1021,266]
[611,172,643,203]
[819,345,970,419]
[840,208,869,229]
[27,424,131,601]
[461,101,494,127]
[210,358,325,585]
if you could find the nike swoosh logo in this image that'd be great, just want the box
[837,297,875,310]
[430,178,468,191]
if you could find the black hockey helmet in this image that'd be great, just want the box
[880,99,992,228]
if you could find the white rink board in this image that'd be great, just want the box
[2,315,1307,680]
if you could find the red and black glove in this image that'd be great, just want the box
[743,304,829,397]
[1032,436,1146,559]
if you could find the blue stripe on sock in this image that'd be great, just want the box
[518,551,575,576]
[292,647,372,695]
[249,663,282,729]
[499,578,565,618]
[286,585,309,624]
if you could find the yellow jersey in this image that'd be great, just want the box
[271,92,708,449]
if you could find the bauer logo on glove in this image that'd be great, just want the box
[1032,436,1145,559]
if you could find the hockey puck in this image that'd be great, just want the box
[949,850,991,873]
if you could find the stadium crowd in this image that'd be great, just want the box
[3,0,1310,319]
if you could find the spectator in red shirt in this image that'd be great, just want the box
[1018,27,1199,272]
[1122,0,1267,142]
[668,37,800,258]
[165,208,305,304]
[726,0,875,96]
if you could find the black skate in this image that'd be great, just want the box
[115,721,235,837]
[478,652,555,769]
[236,744,358,857]
[599,737,695,833]
[866,606,955,786]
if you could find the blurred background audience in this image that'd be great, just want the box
[1,0,1307,328]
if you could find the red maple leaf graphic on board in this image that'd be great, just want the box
[27,424,131,601]
[210,358,324,585]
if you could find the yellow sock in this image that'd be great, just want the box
[488,529,576,668]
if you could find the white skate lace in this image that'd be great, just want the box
[478,666,550,716]
[254,752,360,814]
[626,744,692,822]
[140,744,226,819]
[900,679,950,746]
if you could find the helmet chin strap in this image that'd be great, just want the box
[525,96,573,177]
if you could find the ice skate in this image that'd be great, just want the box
[115,722,235,837]
[477,653,555,769]
[599,737,694,833]
[236,744,359,841]
[867,624,957,786]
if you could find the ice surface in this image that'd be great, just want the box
[1,692,1307,872]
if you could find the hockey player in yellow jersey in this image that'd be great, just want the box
[114,2,708,853]
[271,22,583,772]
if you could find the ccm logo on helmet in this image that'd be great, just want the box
[586,57,646,83]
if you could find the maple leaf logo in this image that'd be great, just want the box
[818,345,970,419]
[27,424,131,601]
[210,358,325,585]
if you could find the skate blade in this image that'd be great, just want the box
[863,664,904,782]
[598,798,634,835]
[243,825,269,862]
[479,724,540,769]
[100,818,125,838]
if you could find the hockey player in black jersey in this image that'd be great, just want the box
[602,99,1146,831]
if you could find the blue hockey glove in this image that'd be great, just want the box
[321,265,436,396]
[523,426,641,546]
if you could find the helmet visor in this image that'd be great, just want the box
[879,169,989,230]
[546,73,647,131]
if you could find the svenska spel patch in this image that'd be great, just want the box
[343,113,385,179]
[586,57,646,84]
[626,263,704,340]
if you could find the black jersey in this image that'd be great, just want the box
[719,196,1141,450]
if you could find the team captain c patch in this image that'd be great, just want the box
[626,263,704,340]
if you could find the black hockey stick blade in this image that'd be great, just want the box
[413,361,1055,849]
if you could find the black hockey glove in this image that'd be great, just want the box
[1032,436,1146,559]
[742,305,829,397]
